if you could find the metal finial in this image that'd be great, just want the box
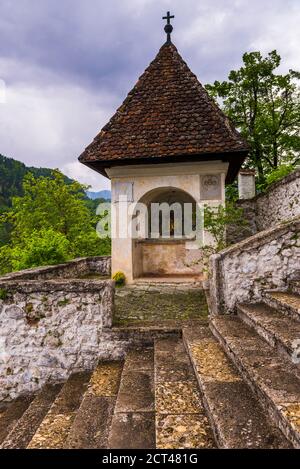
[162,11,175,43]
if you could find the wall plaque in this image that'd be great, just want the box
[200,174,222,200]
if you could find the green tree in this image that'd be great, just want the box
[0,229,70,274]
[264,163,295,187]
[204,203,247,251]
[206,51,300,184]
[0,154,76,245]
[0,170,111,274]
[0,154,74,213]
[5,171,92,243]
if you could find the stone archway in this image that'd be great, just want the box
[131,187,202,280]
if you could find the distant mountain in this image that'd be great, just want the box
[86,190,111,200]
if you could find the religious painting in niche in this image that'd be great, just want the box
[146,188,197,239]
[200,175,222,200]
[112,181,134,202]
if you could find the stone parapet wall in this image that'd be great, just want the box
[210,218,300,315]
[0,257,125,402]
[1,256,111,281]
[255,170,300,231]
[228,169,300,244]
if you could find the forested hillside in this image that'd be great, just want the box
[0,154,111,255]
[0,168,111,274]
[0,154,73,212]
[0,154,73,245]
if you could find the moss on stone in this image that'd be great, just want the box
[57,298,70,307]
[0,288,8,301]
[25,302,46,326]
[25,303,34,314]
[114,287,208,326]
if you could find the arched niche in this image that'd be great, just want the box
[131,187,202,280]
[132,186,197,240]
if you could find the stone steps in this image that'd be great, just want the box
[65,362,123,449]
[264,291,300,322]
[108,347,156,449]
[27,372,91,449]
[0,395,34,446]
[237,303,300,364]
[1,384,62,449]
[210,316,300,448]
[132,279,202,289]
[183,325,290,448]
[1,362,126,449]
[108,325,181,347]
[154,336,215,449]
[1,318,297,449]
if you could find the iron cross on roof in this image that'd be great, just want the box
[162,11,175,43]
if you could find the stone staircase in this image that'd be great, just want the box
[0,329,295,449]
[1,281,299,449]
[209,279,300,448]
[0,338,215,449]
[183,326,290,448]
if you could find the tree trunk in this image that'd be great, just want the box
[253,148,265,185]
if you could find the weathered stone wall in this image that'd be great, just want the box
[255,170,300,230]
[1,256,111,281]
[0,257,130,402]
[228,169,300,244]
[210,218,300,315]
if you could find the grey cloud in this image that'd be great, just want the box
[0,0,299,190]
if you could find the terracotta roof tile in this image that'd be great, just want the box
[79,42,249,165]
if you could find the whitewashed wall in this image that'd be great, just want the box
[210,219,300,315]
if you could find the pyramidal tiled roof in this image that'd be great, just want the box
[79,42,249,169]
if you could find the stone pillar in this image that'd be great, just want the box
[238,169,256,200]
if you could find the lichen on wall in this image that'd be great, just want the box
[210,219,300,315]
[1,256,112,282]
[255,171,300,231]
[228,170,300,245]
[0,257,130,402]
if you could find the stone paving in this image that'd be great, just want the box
[114,284,208,326]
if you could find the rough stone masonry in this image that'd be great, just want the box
[0,257,129,402]
[210,218,300,315]
[228,169,300,244]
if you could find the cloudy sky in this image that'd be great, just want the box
[0,0,299,190]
